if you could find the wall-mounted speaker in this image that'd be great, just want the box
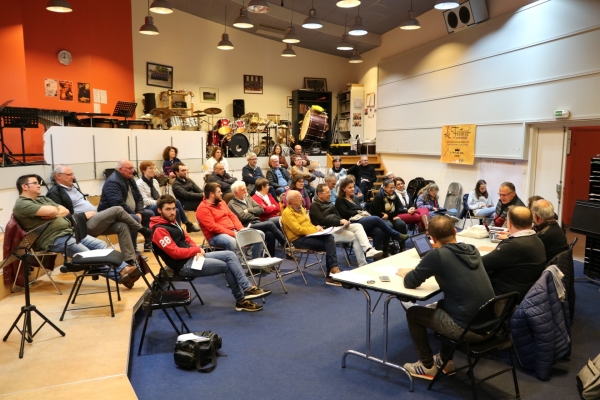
[233,99,245,118]
[443,0,489,34]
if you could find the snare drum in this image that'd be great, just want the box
[169,116,184,130]
[217,118,231,135]
[234,119,246,134]
[299,110,328,141]
[221,133,249,157]
[185,117,199,131]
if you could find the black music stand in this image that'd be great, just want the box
[1,106,38,166]
[1,222,66,358]
[112,101,137,127]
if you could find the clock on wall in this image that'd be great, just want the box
[58,50,72,66]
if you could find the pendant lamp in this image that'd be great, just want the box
[217,6,234,50]
[281,44,297,57]
[434,1,459,10]
[336,0,360,8]
[150,0,173,14]
[348,6,367,36]
[302,0,322,29]
[46,0,72,12]
[248,0,270,13]
[140,0,159,35]
[337,15,353,50]
[234,0,253,28]
[349,45,363,63]
[400,0,420,30]
[283,0,299,43]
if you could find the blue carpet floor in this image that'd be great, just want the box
[129,250,600,400]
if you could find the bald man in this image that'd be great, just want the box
[481,206,546,301]
[531,199,569,262]
[98,159,155,252]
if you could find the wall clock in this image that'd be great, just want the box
[58,50,72,66]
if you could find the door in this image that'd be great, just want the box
[532,128,566,220]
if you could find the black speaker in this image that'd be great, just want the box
[443,0,489,34]
[143,93,156,114]
[233,99,245,118]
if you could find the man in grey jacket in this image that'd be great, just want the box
[396,216,495,381]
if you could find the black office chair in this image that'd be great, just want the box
[428,292,521,400]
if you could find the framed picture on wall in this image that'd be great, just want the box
[147,62,173,89]
[287,96,293,108]
[199,87,219,103]
[244,75,263,94]
[304,77,327,92]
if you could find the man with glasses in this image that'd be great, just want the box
[47,164,152,267]
[207,162,237,197]
[13,174,141,289]
[348,156,377,197]
[289,144,325,178]
[493,182,525,227]
[98,159,155,252]
[242,152,272,197]
[171,162,204,211]
[266,155,291,196]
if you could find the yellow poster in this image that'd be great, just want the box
[440,124,476,165]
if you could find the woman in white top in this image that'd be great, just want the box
[206,146,230,173]
[467,179,495,217]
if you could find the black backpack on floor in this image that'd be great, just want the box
[174,330,225,373]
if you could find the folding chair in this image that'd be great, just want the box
[151,249,204,311]
[278,218,326,285]
[59,213,124,320]
[460,194,483,229]
[336,241,353,267]
[428,292,521,400]
[236,228,287,293]
[443,182,462,217]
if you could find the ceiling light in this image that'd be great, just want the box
[140,16,160,35]
[282,0,299,43]
[46,0,72,12]
[281,44,297,57]
[434,1,459,10]
[149,0,173,14]
[400,0,420,30]
[234,2,253,29]
[217,6,234,50]
[337,15,353,50]
[336,0,360,8]
[302,0,322,29]
[248,0,270,13]
[349,46,363,63]
[348,7,367,36]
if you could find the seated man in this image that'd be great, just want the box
[136,160,200,233]
[196,182,264,259]
[493,182,525,227]
[47,164,152,267]
[151,194,270,312]
[228,181,286,258]
[241,152,277,199]
[482,206,546,301]
[310,183,382,267]
[396,216,495,380]
[13,174,140,288]
[324,174,338,203]
[98,159,155,252]
[207,162,237,197]
[531,199,569,262]
[348,156,376,197]
[289,144,325,178]
[281,190,341,287]
[266,155,291,196]
[171,162,204,211]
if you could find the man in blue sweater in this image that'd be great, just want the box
[396,216,495,380]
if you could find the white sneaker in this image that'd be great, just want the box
[403,360,439,381]
[365,248,383,258]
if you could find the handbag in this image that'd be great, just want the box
[577,353,600,399]
[349,211,370,222]
[174,330,225,373]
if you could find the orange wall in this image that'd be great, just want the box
[0,0,134,161]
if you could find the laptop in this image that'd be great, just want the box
[410,233,434,259]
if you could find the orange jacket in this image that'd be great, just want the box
[195,199,243,242]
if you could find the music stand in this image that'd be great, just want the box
[112,101,138,125]
[570,200,600,287]
[1,222,66,358]
[0,106,38,166]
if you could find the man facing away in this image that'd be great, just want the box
[396,216,495,380]
[151,194,270,312]
[531,199,569,262]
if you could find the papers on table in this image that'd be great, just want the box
[307,226,344,237]
[191,256,205,271]
[177,333,210,342]
[75,249,114,258]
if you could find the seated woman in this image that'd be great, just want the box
[345,174,364,204]
[328,156,347,187]
[281,175,311,210]
[335,177,409,256]
[290,156,316,199]
[252,178,282,224]
[370,179,409,237]
[136,160,200,232]
[394,177,429,232]
[162,145,181,177]
[270,144,289,169]
[416,183,458,232]
[468,179,495,218]
[206,146,230,173]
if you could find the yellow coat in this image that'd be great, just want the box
[281,206,318,242]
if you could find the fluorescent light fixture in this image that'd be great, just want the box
[149,0,173,14]
[281,44,297,57]
[248,0,270,13]
[46,0,72,12]
[140,16,159,35]
[434,1,459,10]
[336,0,360,8]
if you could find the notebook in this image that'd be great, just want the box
[410,233,433,259]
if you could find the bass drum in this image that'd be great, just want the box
[221,133,249,157]
[299,110,328,141]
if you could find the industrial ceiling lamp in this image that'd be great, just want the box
[140,0,159,35]
[46,0,72,13]
[234,0,253,28]
[149,0,173,14]
[337,15,353,50]
[302,0,322,29]
[281,44,297,57]
[349,45,363,63]
[348,6,367,36]
[282,0,299,43]
[400,0,420,30]
[217,6,234,50]
[434,0,459,10]
[336,0,360,8]
[248,0,270,14]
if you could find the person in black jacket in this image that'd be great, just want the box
[241,152,277,198]
[482,206,546,301]
[98,159,155,252]
[493,182,526,227]
[397,216,495,380]
[531,199,569,262]
[171,162,204,211]
[347,156,377,197]
[207,162,237,197]
[266,155,291,196]
[371,179,408,236]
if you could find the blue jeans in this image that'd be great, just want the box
[180,250,251,302]
[473,207,496,218]
[355,216,399,250]
[48,234,126,281]
[209,232,264,259]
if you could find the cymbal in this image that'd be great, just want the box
[149,108,174,119]
[203,107,222,115]
[193,111,207,116]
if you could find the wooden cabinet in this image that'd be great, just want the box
[291,90,332,149]
[161,90,194,116]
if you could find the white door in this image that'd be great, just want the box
[532,127,566,220]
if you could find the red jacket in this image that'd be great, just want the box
[252,193,280,221]
[195,199,243,242]
[150,216,200,260]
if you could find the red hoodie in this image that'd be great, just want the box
[195,199,243,242]
[150,216,200,260]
